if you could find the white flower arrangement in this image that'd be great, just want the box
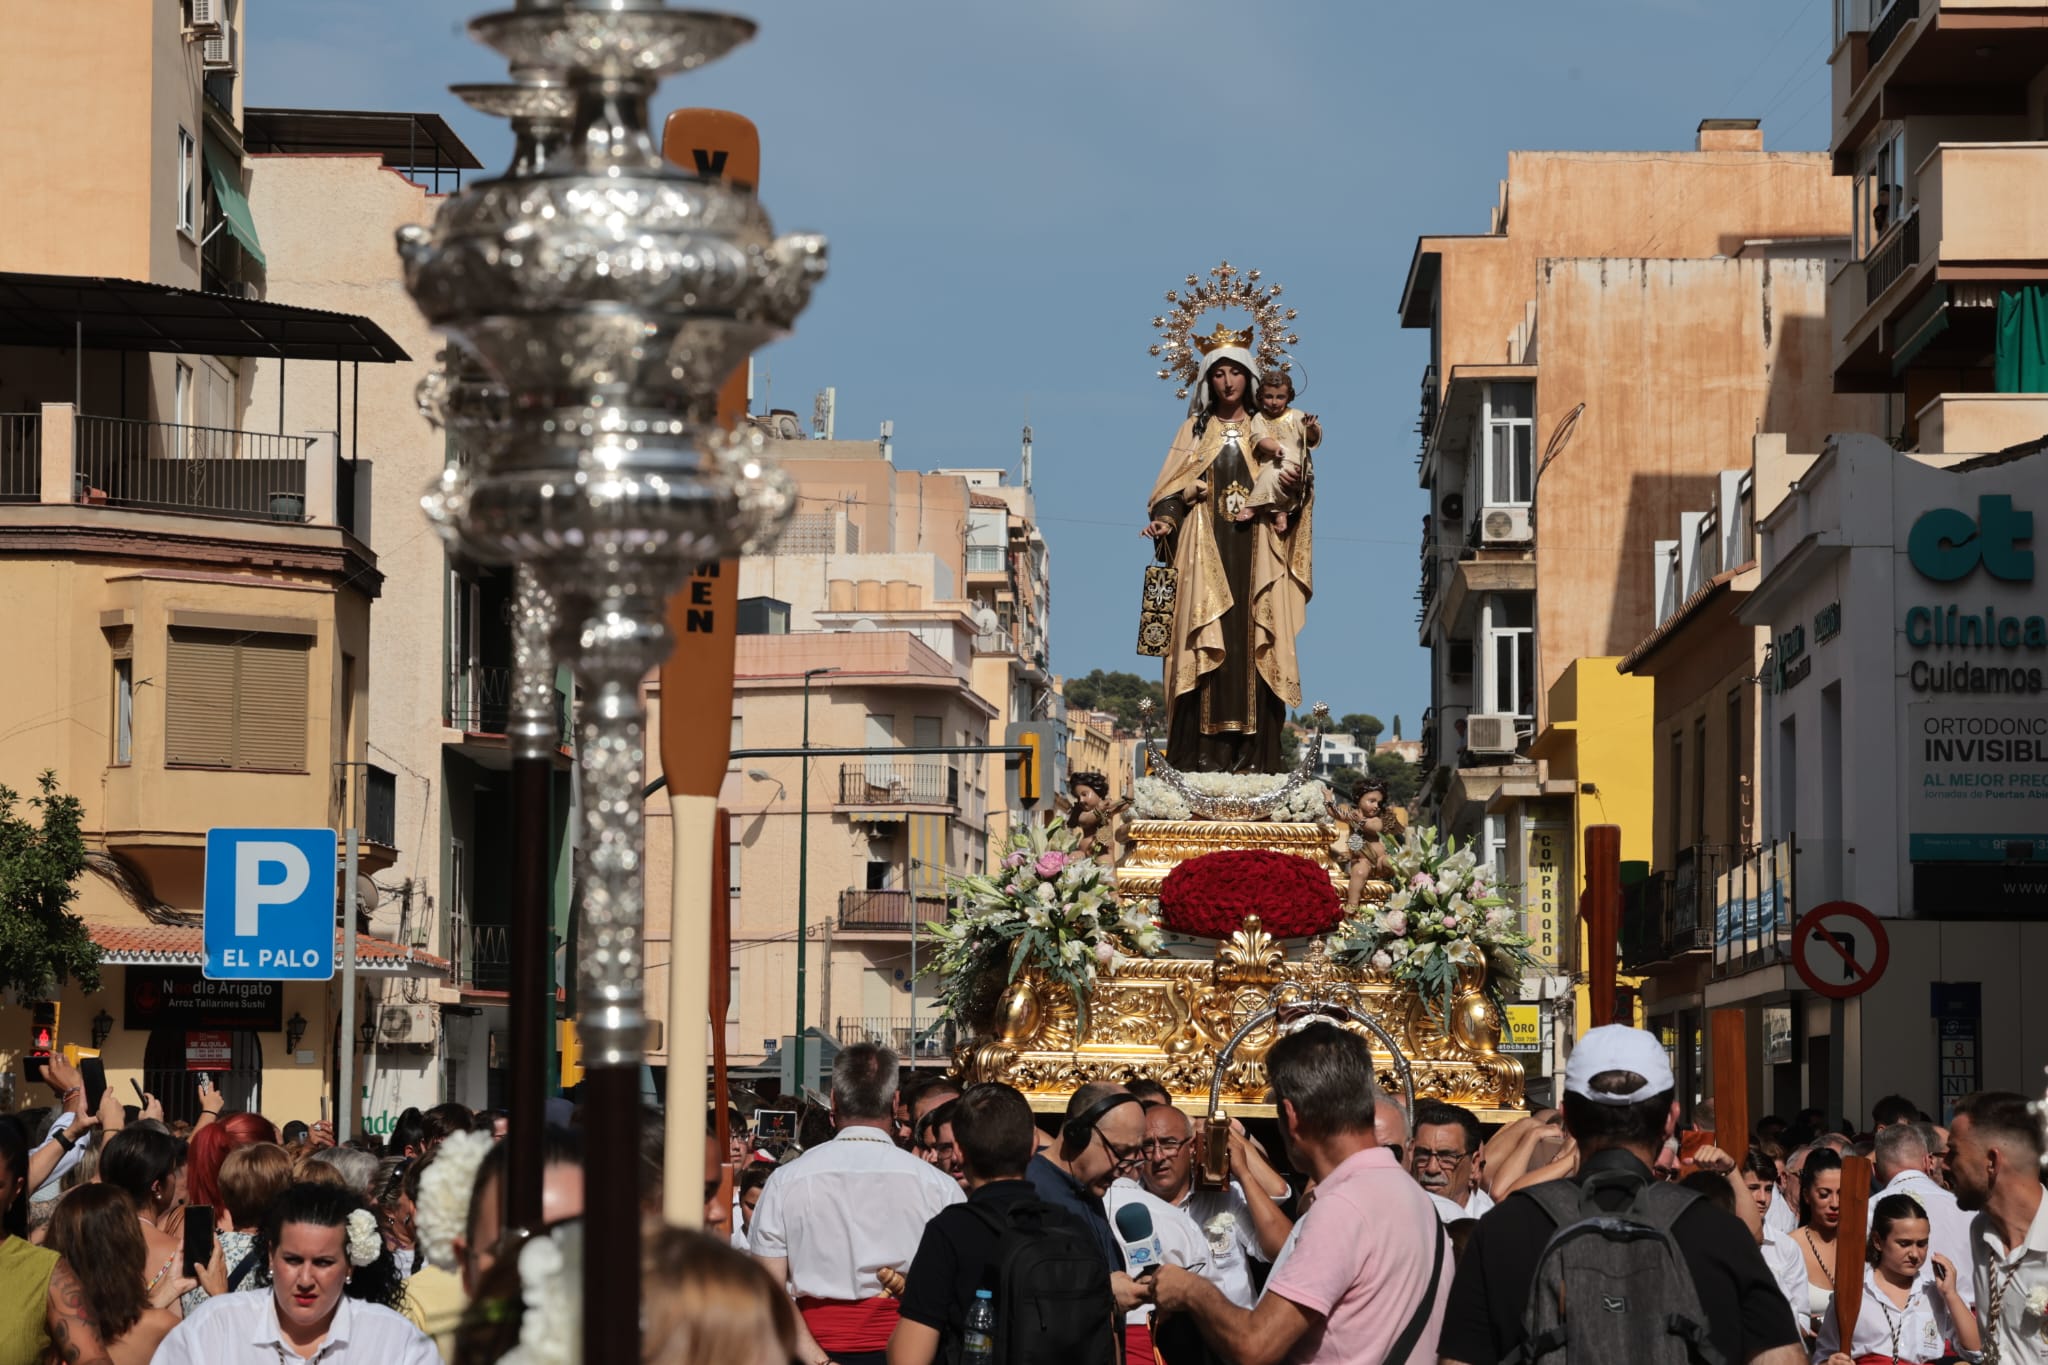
[1323,826,1532,1020]
[415,1130,495,1271]
[921,818,1163,1031]
[500,1220,580,1365]
[1132,774,1331,823]
[345,1208,383,1268]
[1202,1210,1237,1254]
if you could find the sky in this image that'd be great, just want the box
[249,0,1837,731]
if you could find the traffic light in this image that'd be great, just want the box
[558,1018,584,1089]
[1015,729,1042,806]
[29,1001,58,1054]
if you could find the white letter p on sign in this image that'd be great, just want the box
[234,840,311,937]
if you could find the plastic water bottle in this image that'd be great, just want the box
[962,1288,996,1364]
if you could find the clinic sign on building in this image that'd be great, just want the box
[1899,491,2048,869]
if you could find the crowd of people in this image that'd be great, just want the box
[5,1029,2045,1365]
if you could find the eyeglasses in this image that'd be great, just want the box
[1095,1127,1145,1170]
[1140,1137,1190,1157]
[1411,1148,1471,1169]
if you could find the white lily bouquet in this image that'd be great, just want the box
[921,818,1163,1031]
[1323,826,1533,1020]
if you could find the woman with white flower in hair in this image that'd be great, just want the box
[152,1181,436,1365]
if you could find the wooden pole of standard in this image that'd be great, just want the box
[1835,1155,1874,1346]
[1583,825,1622,1029]
[1709,1008,1750,1167]
[655,107,759,1230]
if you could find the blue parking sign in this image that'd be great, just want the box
[203,828,339,981]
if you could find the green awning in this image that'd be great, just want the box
[1892,284,1950,376]
[203,146,266,267]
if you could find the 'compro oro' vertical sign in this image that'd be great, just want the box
[1522,822,1568,970]
[1908,701,2048,861]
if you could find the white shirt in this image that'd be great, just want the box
[748,1125,962,1300]
[1812,1264,1959,1364]
[1766,1185,1798,1236]
[1879,1168,1978,1305]
[1170,1180,1269,1308]
[153,1286,438,1365]
[1106,1180,1224,1323]
[1972,1192,2048,1365]
[28,1112,83,1199]
[1429,1185,1493,1222]
[1759,1225,1811,1335]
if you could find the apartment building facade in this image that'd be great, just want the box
[641,432,1054,1092]
[0,0,450,1124]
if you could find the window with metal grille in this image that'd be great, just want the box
[165,627,310,770]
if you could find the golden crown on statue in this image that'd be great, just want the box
[1192,323,1256,356]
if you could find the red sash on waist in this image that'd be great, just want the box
[1854,1355,1904,1365]
[795,1296,901,1352]
[1124,1322,1156,1364]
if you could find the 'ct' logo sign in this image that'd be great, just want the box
[1908,495,2034,583]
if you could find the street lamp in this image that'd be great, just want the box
[793,666,839,1097]
[285,1012,308,1054]
[746,769,787,802]
[91,1010,114,1049]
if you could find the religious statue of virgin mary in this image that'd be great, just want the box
[1142,269,1313,774]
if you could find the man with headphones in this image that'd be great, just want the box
[1028,1082,1154,1317]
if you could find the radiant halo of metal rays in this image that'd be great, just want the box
[1149,260,1301,401]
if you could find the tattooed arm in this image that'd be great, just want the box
[47,1259,116,1365]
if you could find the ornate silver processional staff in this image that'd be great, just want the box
[399,0,825,1354]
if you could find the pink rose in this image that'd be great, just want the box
[1384,911,1407,936]
[1004,851,1028,869]
[1443,914,1459,928]
[1096,941,1116,966]
[1035,850,1067,879]
[1410,872,1433,890]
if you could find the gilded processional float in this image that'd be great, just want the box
[927,266,1529,1122]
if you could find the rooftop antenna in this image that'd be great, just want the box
[1020,424,1033,493]
[811,386,835,440]
[879,419,894,465]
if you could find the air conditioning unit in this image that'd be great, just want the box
[188,0,222,35]
[1480,506,1533,545]
[201,25,234,69]
[1466,713,1520,756]
[377,1003,436,1046]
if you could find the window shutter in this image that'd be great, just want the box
[235,634,309,771]
[165,630,236,766]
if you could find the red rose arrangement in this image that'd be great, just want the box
[1157,849,1342,939]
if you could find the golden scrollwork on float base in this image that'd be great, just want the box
[960,915,1528,1122]
[1116,818,1354,900]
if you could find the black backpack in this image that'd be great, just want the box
[1501,1170,1725,1365]
[947,1198,1117,1365]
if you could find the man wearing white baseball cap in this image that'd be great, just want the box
[1438,1024,1806,1365]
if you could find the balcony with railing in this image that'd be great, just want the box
[0,403,368,531]
[448,917,510,992]
[837,761,959,810]
[446,663,569,742]
[1416,364,1439,468]
[0,414,39,501]
[836,1015,956,1059]
[73,416,312,521]
[966,544,1007,576]
[1868,0,1919,63]
[1837,143,2048,386]
[1621,841,1796,976]
[837,887,948,933]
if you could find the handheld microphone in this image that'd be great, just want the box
[1113,1201,1167,1277]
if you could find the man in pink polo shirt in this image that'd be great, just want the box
[1144,1022,1450,1365]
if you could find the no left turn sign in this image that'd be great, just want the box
[1791,900,1890,1000]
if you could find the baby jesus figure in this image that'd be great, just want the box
[1248,371,1320,534]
